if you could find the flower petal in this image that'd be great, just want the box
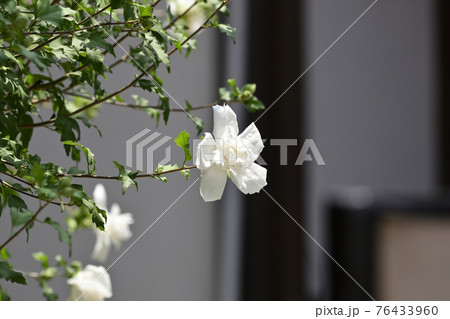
[91,232,111,263]
[229,163,267,194]
[213,104,239,139]
[237,122,264,164]
[195,132,217,170]
[93,184,107,211]
[199,165,228,202]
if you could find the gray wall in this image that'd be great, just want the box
[1,24,220,300]
[303,0,437,298]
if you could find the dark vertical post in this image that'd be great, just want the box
[241,0,305,300]
[438,0,450,186]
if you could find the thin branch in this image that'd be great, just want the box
[58,165,196,180]
[0,202,50,251]
[0,179,71,207]
[163,0,198,30]
[108,0,201,70]
[24,20,138,35]
[29,5,113,54]
[23,0,230,128]
[64,91,238,112]
[0,169,34,187]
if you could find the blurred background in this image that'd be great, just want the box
[2,0,450,300]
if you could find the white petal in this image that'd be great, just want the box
[195,132,217,170]
[67,265,112,301]
[213,104,239,139]
[109,203,121,215]
[237,122,264,164]
[199,165,228,202]
[93,184,107,211]
[229,163,267,194]
[91,232,111,263]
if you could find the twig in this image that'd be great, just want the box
[0,179,71,207]
[64,91,238,112]
[163,0,198,30]
[58,165,196,180]
[24,20,138,35]
[23,0,230,128]
[0,202,50,251]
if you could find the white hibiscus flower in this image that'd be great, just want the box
[91,184,134,263]
[67,265,112,301]
[195,104,267,202]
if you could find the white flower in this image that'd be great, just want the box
[67,265,112,301]
[195,104,267,202]
[91,184,134,263]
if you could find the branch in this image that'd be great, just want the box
[64,91,239,112]
[24,20,139,35]
[58,165,196,180]
[30,4,112,53]
[0,179,71,207]
[0,202,50,251]
[163,0,198,30]
[23,0,230,128]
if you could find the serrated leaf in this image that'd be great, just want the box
[11,209,34,228]
[82,198,106,231]
[43,218,72,257]
[0,261,27,285]
[62,141,96,174]
[113,161,138,195]
[174,130,192,166]
[217,23,236,44]
[149,39,170,72]
[34,0,75,27]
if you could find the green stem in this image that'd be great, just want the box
[0,202,50,251]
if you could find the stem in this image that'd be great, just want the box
[29,5,112,53]
[64,91,239,112]
[24,20,138,35]
[0,179,71,207]
[58,165,196,180]
[163,0,198,30]
[23,0,230,129]
[0,202,50,251]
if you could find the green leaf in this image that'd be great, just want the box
[0,261,27,285]
[62,141,96,174]
[43,217,72,257]
[153,164,179,183]
[81,198,106,231]
[217,23,236,44]
[149,38,170,72]
[40,281,58,301]
[0,249,10,261]
[32,251,49,269]
[67,167,85,175]
[11,209,33,228]
[34,0,76,27]
[243,96,265,113]
[174,130,192,166]
[19,115,33,149]
[0,284,10,301]
[188,114,204,135]
[113,161,138,195]
[0,49,24,71]
[111,0,126,10]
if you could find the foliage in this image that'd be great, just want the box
[0,0,265,300]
